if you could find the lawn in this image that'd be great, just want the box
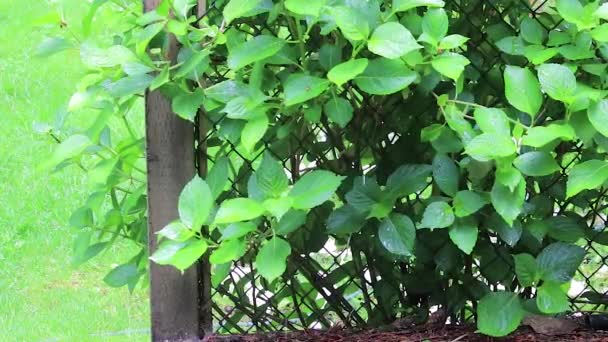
[0,0,149,340]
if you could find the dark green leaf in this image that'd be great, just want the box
[104,263,138,287]
[386,164,432,197]
[545,216,585,243]
[378,214,416,256]
[172,89,205,122]
[228,35,285,70]
[419,201,454,230]
[514,151,560,177]
[520,18,545,44]
[432,154,459,196]
[513,253,538,287]
[324,95,353,128]
[537,242,585,283]
[207,157,230,199]
[327,205,366,235]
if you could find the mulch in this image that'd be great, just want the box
[203,324,608,342]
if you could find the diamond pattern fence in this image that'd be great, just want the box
[185,0,608,333]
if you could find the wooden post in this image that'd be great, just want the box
[144,0,200,340]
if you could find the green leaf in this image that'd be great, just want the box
[491,179,525,225]
[524,45,559,65]
[354,58,417,95]
[223,0,267,24]
[449,219,478,254]
[83,0,109,37]
[496,36,526,55]
[255,236,291,282]
[419,8,448,46]
[378,214,416,256]
[173,0,196,19]
[556,0,595,30]
[537,282,570,314]
[35,37,72,57]
[327,205,366,235]
[319,44,343,71]
[566,160,608,198]
[513,253,538,287]
[513,151,560,177]
[207,157,230,199]
[473,107,510,136]
[210,239,246,264]
[39,134,92,171]
[228,35,285,71]
[504,65,543,118]
[289,170,344,209]
[597,3,608,19]
[419,201,454,230]
[150,239,208,271]
[174,51,209,79]
[537,242,585,283]
[537,64,576,103]
[276,210,308,235]
[477,292,524,337]
[327,59,368,87]
[172,89,204,122]
[453,190,487,217]
[368,22,421,59]
[284,0,326,16]
[386,164,432,197]
[241,114,268,153]
[545,216,585,243]
[431,53,470,80]
[221,222,257,240]
[157,221,194,242]
[284,74,330,106]
[392,0,444,12]
[324,96,353,128]
[522,123,575,147]
[256,152,288,198]
[214,198,265,224]
[80,44,135,68]
[520,18,545,45]
[465,133,516,161]
[104,74,154,98]
[212,263,231,287]
[330,6,370,41]
[588,100,608,137]
[178,176,213,229]
[438,34,469,49]
[104,264,138,288]
[591,24,608,42]
[205,80,250,103]
[432,154,459,196]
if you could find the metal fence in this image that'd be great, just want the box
[189,0,608,333]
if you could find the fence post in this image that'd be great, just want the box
[144,0,201,340]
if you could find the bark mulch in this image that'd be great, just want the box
[203,324,608,342]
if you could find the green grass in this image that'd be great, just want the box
[0,0,149,340]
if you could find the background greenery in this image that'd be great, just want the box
[0,0,149,340]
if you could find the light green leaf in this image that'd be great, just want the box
[521,124,575,147]
[276,210,308,235]
[524,45,559,65]
[432,154,459,196]
[354,58,417,95]
[211,263,231,287]
[173,0,196,19]
[210,239,246,264]
[255,236,291,282]
[477,292,524,337]
[513,151,560,177]
[330,6,369,41]
[256,152,288,197]
[504,65,542,118]
[150,239,207,271]
[591,24,608,42]
[241,114,268,153]
[491,179,525,225]
[35,36,72,57]
[465,133,516,161]
[588,100,608,137]
[284,74,329,106]
[223,0,267,24]
[289,170,344,209]
[80,44,135,68]
[392,0,444,12]
[419,8,448,46]
[157,221,194,242]
[228,35,285,71]
[378,214,416,256]
[178,176,213,229]
[419,201,454,230]
[285,0,326,17]
[214,198,265,224]
[104,74,154,98]
[449,219,478,254]
[438,34,469,49]
[537,242,585,283]
[40,134,92,171]
[221,222,257,240]
[174,51,209,79]
[566,160,608,198]
[537,64,576,102]
[556,0,595,30]
[474,107,510,136]
[513,253,538,287]
[327,58,368,86]
[596,3,608,19]
[324,96,353,128]
[207,157,230,200]
[368,22,421,59]
[172,89,204,122]
[104,264,138,288]
[453,190,487,217]
[536,282,570,314]
[520,17,545,44]
[431,53,470,80]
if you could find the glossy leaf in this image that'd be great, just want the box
[378,214,416,256]
[284,74,330,106]
[537,64,576,102]
[228,35,285,70]
[431,53,470,80]
[354,58,417,95]
[477,292,524,337]
[214,198,265,224]
[150,239,208,271]
[368,22,421,59]
[289,170,344,209]
[178,176,213,229]
[513,151,560,176]
[419,201,454,230]
[566,160,608,198]
[327,59,368,86]
[537,242,585,283]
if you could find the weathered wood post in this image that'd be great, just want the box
[144,0,204,340]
